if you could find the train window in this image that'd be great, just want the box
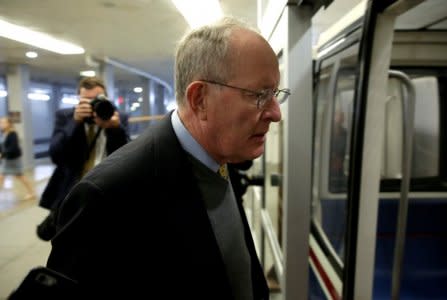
[412,76,440,177]
[329,69,355,193]
[312,63,333,215]
[312,46,360,264]
[323,68,447,193]
[312,63,332,215]
[381,70,447,191]
[382,75,440,180]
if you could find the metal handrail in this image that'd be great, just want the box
[128,114,165,123]
[260,209,284,286]
[388,69,415,300]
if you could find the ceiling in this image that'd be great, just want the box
[0,0,363,91]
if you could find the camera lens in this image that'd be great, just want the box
[87,94,116,122]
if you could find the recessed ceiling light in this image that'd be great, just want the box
[80,70,96,77]
[133,87,143,93]
[171,0,222,29]
[0,19,84,55]
[26,51,38,58]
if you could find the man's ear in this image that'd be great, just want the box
[186,81,208,120]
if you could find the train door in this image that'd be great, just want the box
[311,0,447,299]
[311,0,395,299]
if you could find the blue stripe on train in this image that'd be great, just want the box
[320,198,447,300]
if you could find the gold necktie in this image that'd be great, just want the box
[218,164,229,180]
[82,125,96,177]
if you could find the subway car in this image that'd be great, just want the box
[245,0,447,299]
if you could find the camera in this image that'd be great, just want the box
[84,94,116,123]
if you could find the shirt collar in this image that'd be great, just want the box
[171,109,220,172]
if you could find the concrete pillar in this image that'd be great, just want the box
[0,78,7,116]
[51,84,63,112]
[150,81,165,116]
[6,64,34,170]
[154,83,165,115]
[100,63,115,101]
[149,79,156,116]
[141,78,151,116]
[48,84,62,132]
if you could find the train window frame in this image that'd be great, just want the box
[314,42,362,198]
[380,67,447,192]
[316,64,447,195]
[311,42,362,267]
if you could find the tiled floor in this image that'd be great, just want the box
[0,159,54,300]
[0,159,54,218]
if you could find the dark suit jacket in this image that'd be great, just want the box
[39,107,129,210]
[46,112,269,299]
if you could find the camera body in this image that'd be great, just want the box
[84,94,116,124]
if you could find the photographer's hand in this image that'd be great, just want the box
[74,98,93,123]
[95,111,121,129]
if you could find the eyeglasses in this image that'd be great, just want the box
[200,79,290,109]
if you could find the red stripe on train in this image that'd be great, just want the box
[309,248,341,300]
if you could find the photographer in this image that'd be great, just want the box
[36,76,130,241]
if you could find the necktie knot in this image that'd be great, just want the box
[218,164,229,180]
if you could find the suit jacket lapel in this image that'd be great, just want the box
[153,114,231,286]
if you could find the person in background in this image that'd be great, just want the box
[42,17,290,299]
[0,117,36,200]
[36,76,130,241]
[329,109,348,190]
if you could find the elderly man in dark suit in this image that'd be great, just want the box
[43,17,290,299]
[36,76,129,241]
